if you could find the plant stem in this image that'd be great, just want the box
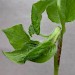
[54,23,65,75]
[54,0,66,74]
[39,34,49,38]
[54,34,63,75]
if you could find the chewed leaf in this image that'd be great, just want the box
[3,24,30,49]
[30,44,57,63]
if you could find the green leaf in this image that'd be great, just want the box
[46,1,60,23]
[27,41,54,60]
[3,38,53,64]
[27,27,61,60]
[3,39,54,64]
[30,0,75,32]
[3,40,39,64]
[30,44,56,63]
[28,26,61,63]
[46,0,66,23]
[3,27,61,64]
[30,0,54,35]
[21,40,40,51]
[3,50,28,64]
[3,24,30,49]
[28,25,35,36]
[46,0,75,23]
[65,0,75,22]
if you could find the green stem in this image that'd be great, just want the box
[39,34,49,38]
[54,22,66,75]
[54,34,63,75]
[54,0,66,75]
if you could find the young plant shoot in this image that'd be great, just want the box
[2,0,75,75]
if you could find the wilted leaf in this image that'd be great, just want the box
[30,44,56,63]
[3,27,61,64]
[3,24,30,49]
[3,40,39,64]
[29,25,35,36]
[29,0,54,35]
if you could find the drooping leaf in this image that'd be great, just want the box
[3,24,30,49]
[29,0,54,35]
[30,44,56,63]
[27,41,54,60]
[3,39,53,64]
[3,40,40,64]
[29,25,35,36]
[3,27,61,64]
[20,40,40,52]
[30,0,75,36]
[3,49,28,64]
[27,27,61,60]
[29,26,61,63]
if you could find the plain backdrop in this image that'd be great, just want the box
[0,0,75,75]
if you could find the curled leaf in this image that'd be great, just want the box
[30,44,56,63]
[29,25,35,36]
[3,26,61,64]
[29,0,54,35]
[3,40,39,64]
[3,24,30,49]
